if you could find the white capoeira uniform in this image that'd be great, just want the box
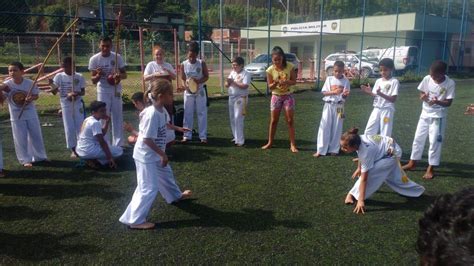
[53,72,86,150]
[3,79,47,164]
[182,59,207,141]
[364,77,399,136]
[119,105,184,226]
[144,60,177,144]
[228,69,251,146]
[75,116,123,165]
[409,75,455,166]
[88,51,126,146]
[349,135,425,200]
[316,76,350,155]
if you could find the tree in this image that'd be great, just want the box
[0,0,29,33]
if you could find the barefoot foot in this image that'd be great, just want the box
[23,163,33,168]
[345,193,355,205]
[261,143,272,150]
[129,222,155,230]
[402,160,417,171]
[180,190,193,200]
[422,166,435,179]
[290,145,299,153]
[312,152,322,158]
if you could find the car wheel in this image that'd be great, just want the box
[326,67,334,76]
[361,68,371,78]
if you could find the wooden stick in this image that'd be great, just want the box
[18,17,79,119]
[36,68,64,82]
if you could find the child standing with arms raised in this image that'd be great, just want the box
[225,56,251,147]
[402,61,455,179]
[261,46,298,153]
[360,58,398,136]
[314,61,350,157]
[119,79,192,230]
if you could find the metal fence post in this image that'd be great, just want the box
[442,0,451,66]
[266,0,272,95]
[358,0,366,82]
[316,0,324,90]
[418,0,427,75]
[393,0,399,67]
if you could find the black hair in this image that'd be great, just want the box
[131,92,144,103]
[9,61,25,70]
[378,58,395,70]
[90,100,106,112]
[341,127,361,148]
[62,56,72,66]
[232,56,245,66]
[271,46,287,68]
[417,187,474,265]
[187,41,200,54]
[334,60,345,69]
[430,60,447,75]
[100,36,113,43]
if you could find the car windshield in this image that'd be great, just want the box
[252,55,269,63]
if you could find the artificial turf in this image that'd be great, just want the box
[0,79,473,264]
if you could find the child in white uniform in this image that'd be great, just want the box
[119,79,192,230]
[52,57,86,156]
[0,62,48,167]
[314,61,350,157]
[225,56,250,146]
[88,36,127,147]
[402,61,455,179]
[180,41,209,143]
[76,101,123,169]
[340,128,425,214]
[360,58,399,136]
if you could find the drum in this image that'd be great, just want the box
[187,78,198,94]
[11,91,27,107]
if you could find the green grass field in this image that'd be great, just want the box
[0,79,473,264]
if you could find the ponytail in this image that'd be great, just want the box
[341,127,361,148]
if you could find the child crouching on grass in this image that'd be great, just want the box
[119,79,192,230]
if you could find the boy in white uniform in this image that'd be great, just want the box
[119,79,192,230]
[314,61,350,157]
[340,128,425,214]
[0,62,48,167]
[180,41,209,143]
[225,56,251,146]
[76,101,123,169]
[88,36,127,147]
[403,61,455,179]
[51,57,86,157]
[360,58,399,136]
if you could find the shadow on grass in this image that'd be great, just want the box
[0,183,122,200]
[365,193,438,212]
[0,206,52,221]
[0,232,100,261]
[159,199,311,232]
[167,146,227,163]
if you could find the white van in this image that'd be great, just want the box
[379,46,418,72]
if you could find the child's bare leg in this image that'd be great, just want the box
[262,110,280,149]
[345,193,355,204]
[423,165,435,179]
[129,222,155,230]
[402,160,417,170]
[284,108,298,153]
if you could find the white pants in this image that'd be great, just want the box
[183,90,207,140]
[97,92,123,146]
[77,144,123,165]
[11,117,47,164]
[119,160,183,225]
[229,95,247,145]
[349,157,425,200]
[410,116,446,166]
[317,103,344,155]
[364,107,394,137]
[60,99,84,149]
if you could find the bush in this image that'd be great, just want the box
[398,71,424,83]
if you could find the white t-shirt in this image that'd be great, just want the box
[357,134,396,173]
[88,52,125,93]
[133,105,167,163]
[76,116,103,153]
[53,72,86,101]
[3,78,39,121]
[418,75,455,118]
[321,76,350,103]
[372,77,399,110]
[182,59,204,94]
[144,61,176,77]
[228,69,251,96]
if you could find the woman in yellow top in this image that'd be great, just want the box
[261,46,298,153]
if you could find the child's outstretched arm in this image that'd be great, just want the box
[376,89,397,103]
[143,138,168,167]
[96,134,116,169]
[354,171,368,214]
[166,123,190,133]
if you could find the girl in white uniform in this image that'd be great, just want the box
[360,58,399,136]
[52,57,86,156]
[88,37,127,147]
[314,61,350,157]
[75,101,123,169]
[0,62,48,167]
[119,79,192,230]
[403,61,455,180]
[341,128,425,214]
[225,56,251,146]
[180,41,209,143]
